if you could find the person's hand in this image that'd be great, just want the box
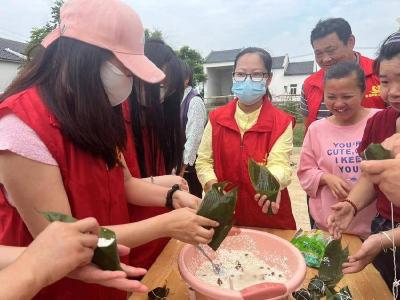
[360,159,400,206]
[381,133,400,158]
[254,191,281,214]
[342,234,381,274]
[204,179,218,193]
[17,218,99,288]
[69,245,148,293]
[321,174,351,199]
[172,190,201,210]
[327,201,355,239]
[156,175,189,192]
[165,207,219,244]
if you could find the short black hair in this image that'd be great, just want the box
[311,18,352,46]
[374,31,400,75]
[324,61,366,92]
[181,60,193,87]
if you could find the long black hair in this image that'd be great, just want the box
[233,47,273,99]
[1,37,126,168]
[128,39,184,176]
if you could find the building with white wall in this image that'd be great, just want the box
[203,48,315,104]
[0,37,27,93]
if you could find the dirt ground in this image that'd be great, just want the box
[288,147,311,230]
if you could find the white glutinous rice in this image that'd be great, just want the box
[193,235,290,291]
[97,237,114,247]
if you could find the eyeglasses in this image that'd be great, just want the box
[232,72,268,82]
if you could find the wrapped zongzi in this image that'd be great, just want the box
[41,211,122,271]
[248,158,280,215]
[197,182,238,251]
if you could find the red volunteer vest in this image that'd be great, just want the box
[122,103,170,270]
[209,97,296,229]
[304,53,386,130]
[357,107,400,222]
[0,87,129,300]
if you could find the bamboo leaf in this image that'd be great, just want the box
[40,211,77,223]
[40,211,122,271]
[361,143,392,160]
[93,227,122,271]
[326,286,352,300]
[318,239,349,288]
[248,158,280,215]
[197,182,238,251]
[292,288,312,300]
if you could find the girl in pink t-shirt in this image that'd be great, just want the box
[297,61,378,239]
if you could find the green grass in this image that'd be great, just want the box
[293,122,305,147]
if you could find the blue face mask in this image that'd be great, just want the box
[232,79,266,105]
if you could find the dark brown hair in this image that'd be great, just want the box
[1,37,126,168]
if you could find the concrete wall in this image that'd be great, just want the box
[269,69,308,97]
[204,64,234,101]
[0,60,20,93]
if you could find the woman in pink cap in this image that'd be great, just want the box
[0,0,217,300]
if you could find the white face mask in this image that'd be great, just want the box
[100,61,133,106]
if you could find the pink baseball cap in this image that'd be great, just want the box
[42,0,165,83]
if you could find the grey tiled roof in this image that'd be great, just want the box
[271,56,285,69]
[205,49,243,63]
[284,61,314,76]
[0,37,27,62]
[205,49,285,69]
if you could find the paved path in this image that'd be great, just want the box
[288,147,311,230]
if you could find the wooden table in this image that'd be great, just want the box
[129,229,392,299]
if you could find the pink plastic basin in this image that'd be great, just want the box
[178,228,306,300]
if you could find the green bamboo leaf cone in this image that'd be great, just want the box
[197,182,238,251]
[248,158,280,215]
[41,211,122,271]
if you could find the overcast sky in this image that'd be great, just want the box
[0,0,399,61]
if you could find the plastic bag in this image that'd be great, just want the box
[291,229,331,268]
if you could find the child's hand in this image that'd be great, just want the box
[342,234,381,274]
[327,201,355,239]
[321,174,351,199]
[254,191,281,214]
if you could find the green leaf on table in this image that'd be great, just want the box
[40,211,122,271]
[308,275,326,298]
[319,239,349,288]
[326,286,352,300]
[248,158,280,215]
[197,181,238,251]
[361,143,392,160]
[292,288,312,300]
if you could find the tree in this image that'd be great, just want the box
[144,29,164,41]
[25,0,63,59]
[176,46,206,87]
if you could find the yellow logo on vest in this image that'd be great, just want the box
[365,85,380,98]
